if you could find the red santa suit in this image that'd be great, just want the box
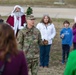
[6,5,26,36]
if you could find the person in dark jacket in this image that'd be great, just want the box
[0,23,28,75]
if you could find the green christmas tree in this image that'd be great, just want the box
[26,7,33,15]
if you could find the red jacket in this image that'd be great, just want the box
[6,15,26,27]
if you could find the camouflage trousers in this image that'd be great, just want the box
[27,58,39,75]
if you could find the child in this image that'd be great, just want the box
[60,20,73,64]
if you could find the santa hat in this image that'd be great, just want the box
[11,5,24,16]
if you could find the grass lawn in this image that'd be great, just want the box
[3,16,74,75]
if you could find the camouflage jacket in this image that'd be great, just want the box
[17,26,42,58]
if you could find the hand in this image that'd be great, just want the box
[43,39,48,45]
[61,34,64,38]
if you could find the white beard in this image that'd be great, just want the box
[14,12,24,17]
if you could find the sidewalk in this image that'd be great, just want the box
[0,6,76,19]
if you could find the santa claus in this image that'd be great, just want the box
[6,5,26,36]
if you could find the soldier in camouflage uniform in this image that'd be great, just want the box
[17,15,42,75]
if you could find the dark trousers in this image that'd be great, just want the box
[39,45,51,67]
[62,44,70,63]
[16,29,19,37]
[73,42,76,50]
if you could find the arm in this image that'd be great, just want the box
[17,30,24,50]
[6,16,14,27]
[49,24,56,40]
[38,31,43,45]
[36,23,40,30]
[21,15,26,26]
[36,23,43,45]
[60,29,64,39]
[6,16,11,23]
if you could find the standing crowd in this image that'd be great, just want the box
[0,5,76,75]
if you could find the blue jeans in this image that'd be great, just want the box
[62,44,70,63]
[39,45,51,67]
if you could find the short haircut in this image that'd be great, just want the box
[63,20,70,25]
